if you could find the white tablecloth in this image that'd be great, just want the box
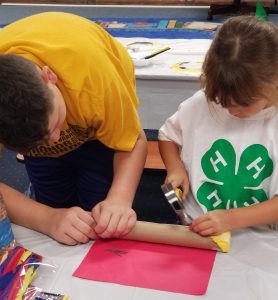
[118,37,212,80]
[12,224,278,300]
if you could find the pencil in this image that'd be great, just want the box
[144,46,171,59]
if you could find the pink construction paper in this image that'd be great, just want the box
[73,239,216,295]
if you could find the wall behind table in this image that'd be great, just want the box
[137,79,200,129]
[0,4,212,23]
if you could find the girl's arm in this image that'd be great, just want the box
[158,140,189,200]
[191,195,278,236]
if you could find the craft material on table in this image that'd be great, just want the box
[73,238,216,295]
[144,46,171,59]
[171,60,204,76]
[0,245,42,299]
[29,291,69,300]
[131,46,171,67]
[120,37,212,79]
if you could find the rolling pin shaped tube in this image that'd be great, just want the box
[122,221,230,253]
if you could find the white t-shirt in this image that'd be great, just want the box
[159,90,278,219]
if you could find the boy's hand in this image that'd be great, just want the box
[91,200,137,239]
[190,210,233,236]
[47,207,97,245]
[165,169,190,201]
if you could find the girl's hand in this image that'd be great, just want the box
[165,169,190,201]
[190,210,233,236]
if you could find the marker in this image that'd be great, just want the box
[144,46,171,59]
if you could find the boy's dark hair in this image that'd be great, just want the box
[202,16,278,107]
[0,54,53,152]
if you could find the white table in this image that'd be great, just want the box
[117,37,212,130]
[12,224,278,300]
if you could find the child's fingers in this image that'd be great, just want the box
[93,209,112,235]
[59,234,79,246]
[56,226,90,245]
[98,213,121,239]
[63,207,98,240]
[196,227,216,236]
[65,227,90,244]
[116,212,137,237]
[91,204,101,223]
[181,189,188,201]
[76,214,98,240]
[191,217,210,232]
[78,210,96,226]
[181,181,190,200]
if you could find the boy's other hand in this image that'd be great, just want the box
[91,200,137,239]
[47,207,97,245]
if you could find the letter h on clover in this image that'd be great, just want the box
[196,139,273,211]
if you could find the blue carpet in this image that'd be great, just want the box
[0,147,29,192]
[0,17,221,39]
[89,18,220,39]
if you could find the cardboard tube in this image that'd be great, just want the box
[122,221,220,251]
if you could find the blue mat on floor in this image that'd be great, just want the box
[88,18,221,39]
[0,17,221,39]
[0,147,29,192]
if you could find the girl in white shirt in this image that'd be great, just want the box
[159,16,278,236]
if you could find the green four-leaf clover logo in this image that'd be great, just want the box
[197,139,273,211]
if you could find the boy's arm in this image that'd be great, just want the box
[158,140,189,200]
[0,182,96,245]
[191,195,278,235]
[92,130,148,238]
[111,129,147,205]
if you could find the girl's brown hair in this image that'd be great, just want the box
[202,16,278,107]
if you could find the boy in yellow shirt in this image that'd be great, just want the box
[0,12,147,245]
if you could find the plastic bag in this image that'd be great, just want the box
[0,245,68,300]
[24,288,68,300]
[23,260,68,300]
[0,190,68,299]
[0,245,42,299]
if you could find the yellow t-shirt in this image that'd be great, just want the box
[0,12,141,157]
